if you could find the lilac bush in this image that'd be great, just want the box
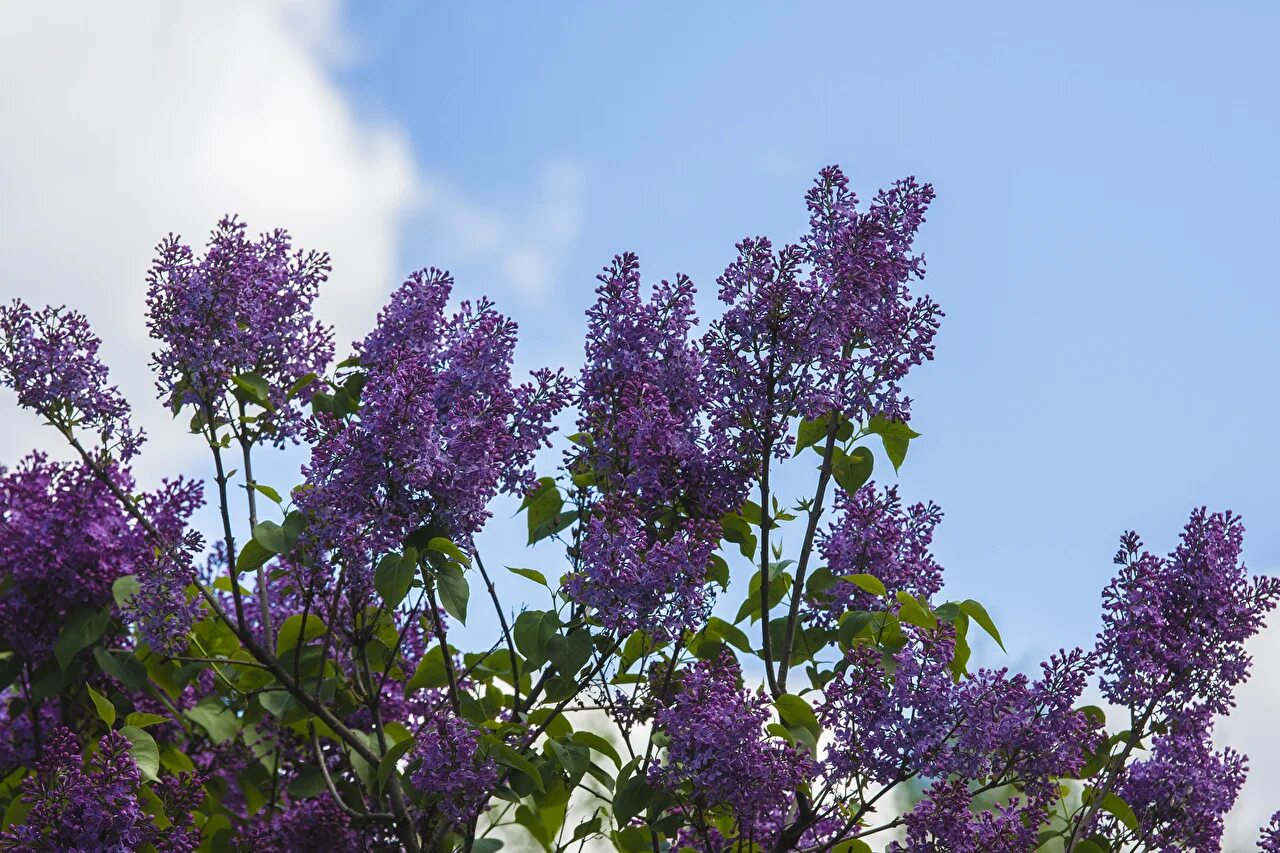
[0,165,1277,851]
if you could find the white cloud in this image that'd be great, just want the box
[416,160,586,303]
[0,0,420,482]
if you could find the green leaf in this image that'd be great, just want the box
[87,684,116,728]
[720,512,758,559]
[288,766,328,800]
[120,725,160,781]
[507,566,549,587]
[435,561,470,623]
[377,738,415,791]
[524,478,565,544]
[830,446,874,494]
[232,371,271,405]
[547,629,593,677]
[794,414,830,456]
[572,730,622,767]
[896,591,937,630]
[1101,791,1139,831]
[252,520,292,553]
[960,599,1005,651]
[404,646,450,696]
[285,372,319,401]
[249,482,283,504]
[93,647,148,690]
[375,553,416,609]
[514,610,560,670]
[54,605,112,671]
[773,693,821,738]
[844,573,886,597]
[867,415,920,473]
[125,712,171,729]
[488,740,544,792]
[471,840,504,853]
[235,538,273,575]
[426,537,471,566]
[276,613,327,655]
[112,574,141,609]
[186,697,239,744]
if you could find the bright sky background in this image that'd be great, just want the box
[2,2,1278,846]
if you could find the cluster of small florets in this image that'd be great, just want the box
[0,300,142,459]
[1099,509,1280,716]
[565,254,744,637]
[408,708,498,826]
[651,654,812,842]
[811,483,944,626]
[702,166,938,469]
[299,267,568,587]
[0,727,202,851]
[145,216,334,443]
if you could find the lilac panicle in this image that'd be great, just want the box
[1098,508,1280,716]
[0,727,203,851]
[564,499,720,640]
[702,166,937,472]
[0,453,203,658]
[409,708,498,825]
[576,253,743,518]
[146,216,334,444]
[299,267,568,586]
[1259,811,1280,852]
[820,627,1096,816]
[566,255,743,638]
[1105,707,1245,851]
[810,483,943,627]
[651,653,811,842]
[0,300,142,459]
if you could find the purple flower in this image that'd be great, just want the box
[408,709,497,825]
[576,254,744,518]
[810,483,944,627]
[0,453,203,658]
[651,653,812,842]
[820,628,1096,807]
[1106,707,1246,851]
[298,268,568,586]
[0,300,142,459]
[146,216,334,445]
[564,498,719,640]
[1259,811,1280,852]
[702,167,938,472]
[1098,508,1280,716]
[235,794,359,852]
[0,727,201,851]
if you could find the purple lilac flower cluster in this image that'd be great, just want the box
[1099,509,1280,716]
[651,653,812,843]
[299,267,569,584]
[702,166,938,469]
[1110,706,1246,850]
[146,216,334,443]
[0,727,203,852]
[408,708,498,826]
[0,452,203,657]
[0,300,142,459]
[233,795,359,852]
[1081,508,1280,849]
[565,255,745,638]
[1260,812,1280,852]
[810,483,944,627]
[820,629,1098,837]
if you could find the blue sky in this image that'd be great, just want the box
[1,1,1277,841]
[330,1,1280,668]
